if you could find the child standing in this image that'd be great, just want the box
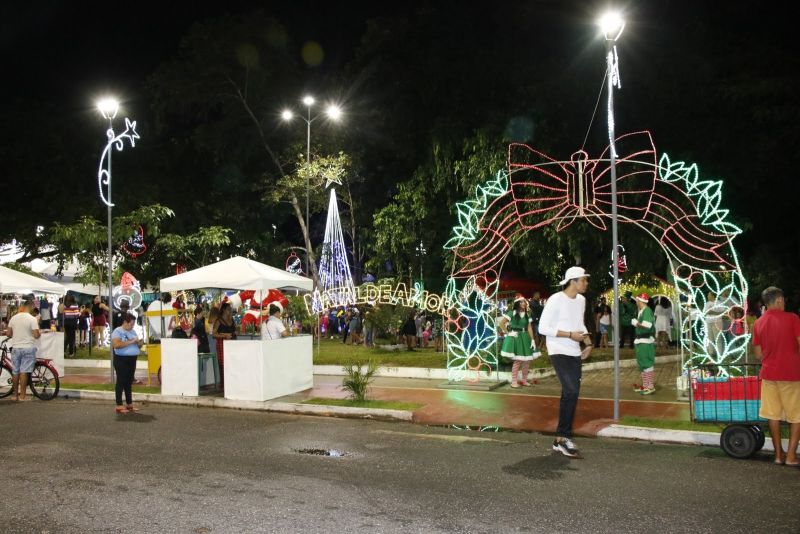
[422,321,432,347]
[632,293,657,394]
[78,304,90,347]
[498,294,540,388]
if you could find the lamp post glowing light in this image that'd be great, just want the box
[97,98,120,120]
[280,96,344,280]
[597,10,625,420]
[95,96,139,380]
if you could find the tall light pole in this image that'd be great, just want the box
[599,11,625,420]
[96,97,139,380]
[281,96,343,278]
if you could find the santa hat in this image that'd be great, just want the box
[513,293,526,304]
[635,293,650,303]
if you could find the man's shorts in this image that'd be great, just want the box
[11,347,37,375]
[759,380,800,423]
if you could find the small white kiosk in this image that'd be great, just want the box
[0,265,66,377]
[158,257,314,401]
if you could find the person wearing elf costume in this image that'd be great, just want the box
[632,293,657,395]
[498,294,540,388]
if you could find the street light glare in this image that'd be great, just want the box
[302,95,315,106]
[96,97,119,119]
[598,11,625,41]
[326,104,343,121]
[281,109,294,121]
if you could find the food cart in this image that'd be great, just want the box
[158,256,313,400]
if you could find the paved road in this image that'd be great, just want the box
[1,399,797,533]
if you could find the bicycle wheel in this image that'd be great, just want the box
[0,364,14,398]
[30,363,60,401]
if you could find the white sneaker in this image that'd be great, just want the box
[552,438,581,458]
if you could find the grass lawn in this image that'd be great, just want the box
[618,415,790,438]
[60,382,161,394]
[313,339,448,368]
[301,397,423,411]
[68,346,111,359]
[65,337,670,370]
[618,416,726,433]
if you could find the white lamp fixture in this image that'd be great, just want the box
[599,11,625,41]
[96,97,120,120]
[326,104,342,121]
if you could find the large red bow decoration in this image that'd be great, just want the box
[508,131,657,231]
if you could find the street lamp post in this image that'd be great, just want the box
[281,97,342,279]
[599,11,625,420]
[96,97,139,381]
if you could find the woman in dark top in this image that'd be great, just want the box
[402,313,417,352]
[191,306,210,353]
[212,302,236,389]
[91,295,110,347]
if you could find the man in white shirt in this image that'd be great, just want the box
[7,300,41,401]
[538,266,592,458]
[264,303,288,340]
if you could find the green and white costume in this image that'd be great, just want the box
[500,311,539,361]
[633,305,656,371]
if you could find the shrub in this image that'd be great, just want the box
[341,359,379,401]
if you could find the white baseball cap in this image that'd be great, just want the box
[558,266,590,285]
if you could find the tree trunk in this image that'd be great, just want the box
[228,76,319,288]
[344,185,361,285]
[289,194,319,288]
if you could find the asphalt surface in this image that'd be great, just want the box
[1,399,798,533]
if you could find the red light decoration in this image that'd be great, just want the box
[444,131,749,379]
[122,225,147,258]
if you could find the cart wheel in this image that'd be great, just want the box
[750,425,766,452]
[720,425,757,459]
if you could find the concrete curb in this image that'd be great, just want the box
[597,424,783,452]
[58,388,413,423]
[66,354,680,380]
[313,354,681,381]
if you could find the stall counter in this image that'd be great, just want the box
[160,338,218,396]
[1,332,65,377]
[224,335,313,401]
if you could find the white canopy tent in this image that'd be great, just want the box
[159,256,313,293]
[158,256,314,401]
[0,264,66,295]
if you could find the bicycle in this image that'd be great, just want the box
[0,339,61,400]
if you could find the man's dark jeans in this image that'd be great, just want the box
[550,354,582,439]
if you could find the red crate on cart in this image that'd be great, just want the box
[691,376,761,401]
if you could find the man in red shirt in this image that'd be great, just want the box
[753,286,800,466]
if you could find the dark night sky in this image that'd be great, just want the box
[1,0,394,111]
[2,1,798,293]
[3,1,793,116]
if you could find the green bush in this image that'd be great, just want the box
[341,359,379,401]
[286,295,314,333]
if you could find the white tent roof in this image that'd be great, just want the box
[0,264,66,295]
[159,256,313,292]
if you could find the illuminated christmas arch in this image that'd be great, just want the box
[444,131,748,381]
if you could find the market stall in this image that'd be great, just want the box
[0,265,67,376]
[158,256,313,401]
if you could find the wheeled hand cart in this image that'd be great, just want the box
[690,363,767,459]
